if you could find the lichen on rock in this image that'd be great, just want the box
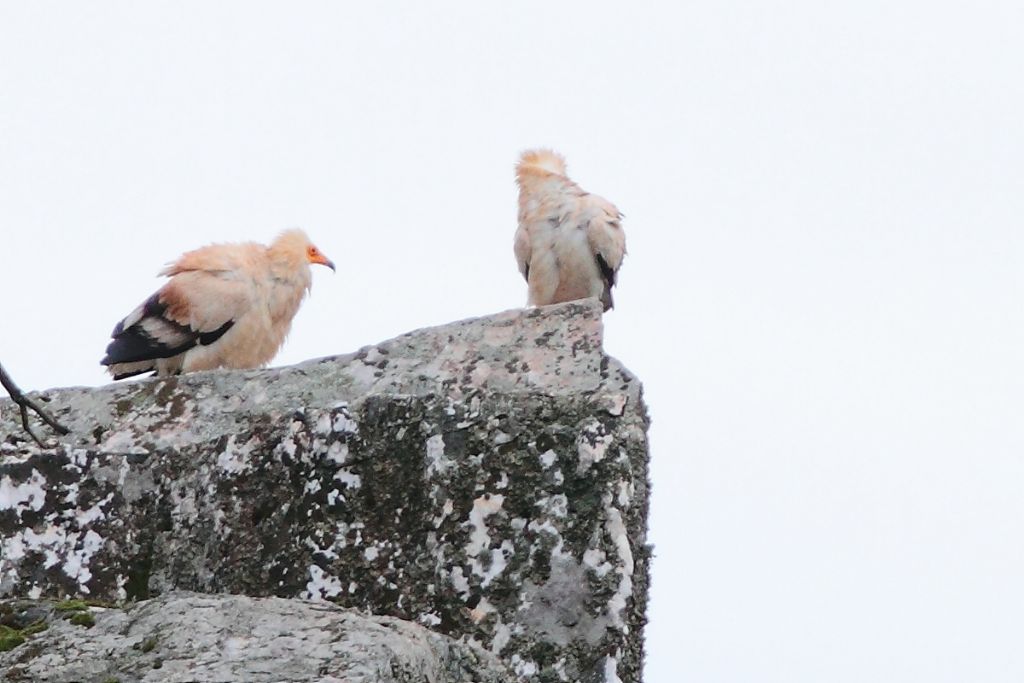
[1,300,651,682]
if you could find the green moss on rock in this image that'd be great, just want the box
[54,599,89,612]
[19,620,47,637]
[68,611,96,628]
[0,626,26,652]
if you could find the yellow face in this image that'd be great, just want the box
[306,244,336,271]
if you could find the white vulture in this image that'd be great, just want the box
[514,149,626,311]
[101,229,335,380]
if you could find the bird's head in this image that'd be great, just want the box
[271,229,336,272]
[517,149,568,179]
[305,243,336,271]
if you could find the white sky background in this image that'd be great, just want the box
[2,2,1022,681]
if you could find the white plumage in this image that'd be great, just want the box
[101,229,334,380]
[514,149,626,311]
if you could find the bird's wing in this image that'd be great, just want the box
[582,194,626,309]
[513,222,533,282]
[102,264,256,369]
[159,242,254,277]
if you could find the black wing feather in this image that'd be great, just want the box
[595,253,616,311]
[101,293,235,367]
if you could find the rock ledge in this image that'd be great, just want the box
[0,301,650,683]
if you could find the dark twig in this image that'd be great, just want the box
[0,362,69,447]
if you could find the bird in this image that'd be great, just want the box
[101,229,335,380]
[513,149,626,311]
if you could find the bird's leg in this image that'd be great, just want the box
[0,362,70,447]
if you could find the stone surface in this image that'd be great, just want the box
[0,301,650,682]
[0,591,514,682]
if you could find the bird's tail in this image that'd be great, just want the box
[104,359,158,381]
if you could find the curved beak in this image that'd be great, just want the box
[311,253,336,272]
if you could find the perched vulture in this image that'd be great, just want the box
[101,229,335,380]
[514,149,626,311]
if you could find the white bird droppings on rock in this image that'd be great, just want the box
[62,529,104,592]
[334,469,362,489]
[604,651,624,683]
[539,449,557,469]
[511,655,538,677]
[418,611,442,627]
[603,500,635,632]
[577,421,614,474]
[426,434,452,477]
[325,440,349,465]
[305,564,343,600]
[0,469,47,516]
[332,409,359,435]
[466,494,505,558]
[75,492,114,528]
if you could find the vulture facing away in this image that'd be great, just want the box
[514,149,626,311]
[101,229,335,380]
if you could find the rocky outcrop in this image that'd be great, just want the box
[0,592,514,683]
[0,301,650,682]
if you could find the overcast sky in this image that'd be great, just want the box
[2,3,1022,681]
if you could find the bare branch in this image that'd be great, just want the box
[0,362,69,447]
